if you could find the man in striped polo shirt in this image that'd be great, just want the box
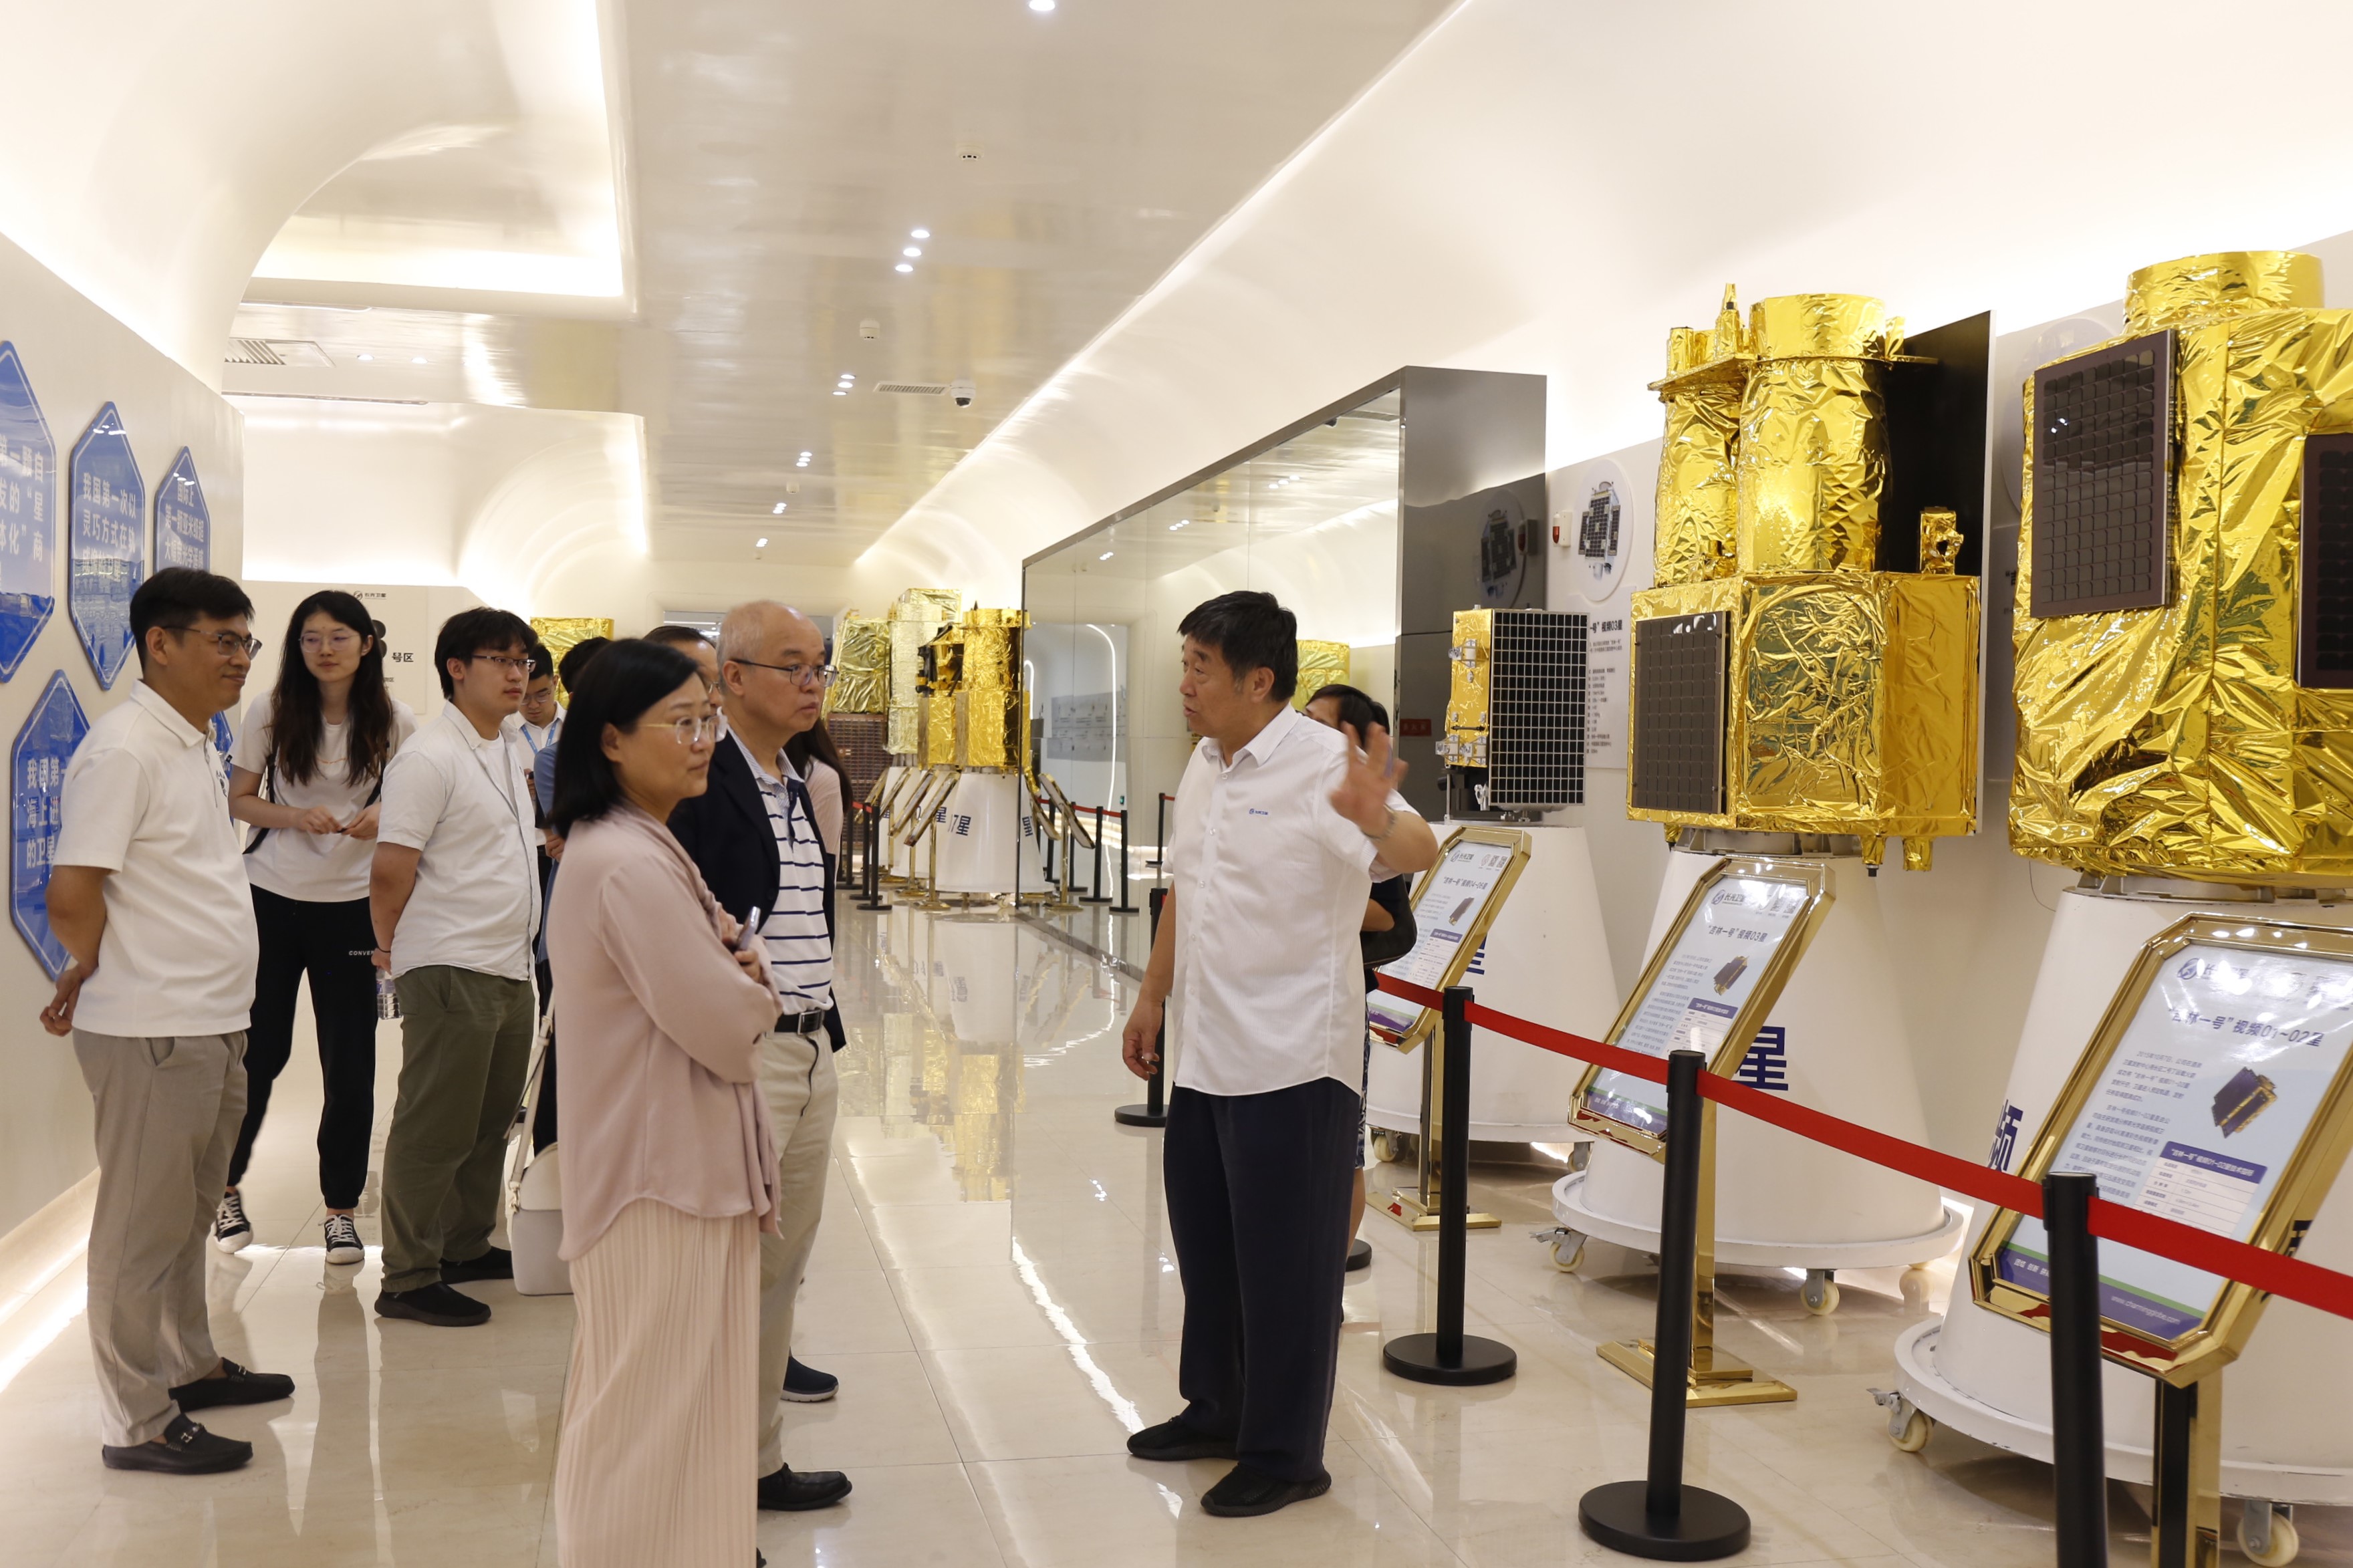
[666,600,851,1514]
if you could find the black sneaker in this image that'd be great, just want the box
[1126,1418,1236,1462]
[439,1247,513,1283]
[324,1214,364,1266]
[1201,1462,1330,1517]
[376,1283,492,1327]
[757,1464,852,1511]
[101,1414,253,1474]
[169,1358,295,1411]
[781,1355,838,1403]
[211,1190,252,1255]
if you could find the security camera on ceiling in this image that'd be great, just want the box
[951,377,975,408]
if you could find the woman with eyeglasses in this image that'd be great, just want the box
[220,590,417,1261]
[543,639,781,1568]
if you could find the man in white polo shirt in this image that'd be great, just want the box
[1119,590,1437,1517]
[368,607,541,1328]
[40,567,297,1475]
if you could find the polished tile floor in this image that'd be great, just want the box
[1,900,2346,1564]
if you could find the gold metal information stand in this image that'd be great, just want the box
[1570,856,1836,1408]
[1969,916,2353,1568]
[1368,825,1531,1234]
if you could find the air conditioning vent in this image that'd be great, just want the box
[225,338,283,366]
[224,338,334,369]
[873,382,949,396]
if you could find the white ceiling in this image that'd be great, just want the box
[216,0,1455,569]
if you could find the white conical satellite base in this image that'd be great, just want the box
[1553,845,1963,1271]
[934,771,1033,896]
[1366,822,1615,1144]
[1894,884,2353,1505]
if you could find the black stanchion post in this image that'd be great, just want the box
[1148,792,1168,869]
[2044,1171,2110,1568]
[1578,1049,1751,1559]
[1082,805,1112,904]
[1110,809,1138,914]
[1115,887,1169,1128]
[1382,987,1516,1386]
[857,805,885,910]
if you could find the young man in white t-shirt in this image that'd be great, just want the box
[41,567,298,1475]
[1118,591,1437,1517]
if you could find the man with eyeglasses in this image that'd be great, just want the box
[368,608,543,1327]
[40,567,296,1475]
[668,600,852,1513]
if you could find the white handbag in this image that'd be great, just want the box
[505,1004,571,1297]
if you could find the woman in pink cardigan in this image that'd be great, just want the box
[544,639,779,1568]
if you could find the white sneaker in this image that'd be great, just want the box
[212,1191,252,1254]
[323,1214,364,1266]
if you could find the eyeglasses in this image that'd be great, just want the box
[299,630,362,653]
[656,712,727,747]
[166,626,263,658]
[469,652,539,675]
[730,658,834,689]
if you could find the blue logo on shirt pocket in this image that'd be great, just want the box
[1247,807,1271,817]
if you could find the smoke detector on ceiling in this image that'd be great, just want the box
[955,141,983,162]
[858,319,880,341]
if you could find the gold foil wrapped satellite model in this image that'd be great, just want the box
[2010,251,2353,885]
[1440,607,1589,811]
[1628,288,1980,870]
[915,606,1031,772]
[885,588,962,757]
[1293,639,1350,711]
[825,613,889,715]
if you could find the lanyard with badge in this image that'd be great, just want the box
[466,725,539,941]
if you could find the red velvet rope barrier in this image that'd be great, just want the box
[1375,974,2353,1324]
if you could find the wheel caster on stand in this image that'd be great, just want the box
[1533,1227,1585,1273]
[1870,1389,1933,1454]
[1370,1130,1410,1167]
[2241,1501,2300,1567]
[1802,1269,1840,1315]
[1898,1263,1934,1306]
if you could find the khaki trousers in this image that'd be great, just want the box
[73,1030,248,1446]
[380,966,534,1293]
[556,1199,759,1568]
[757,1028,838,1474]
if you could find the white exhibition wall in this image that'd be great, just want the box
[0,233,243,1246]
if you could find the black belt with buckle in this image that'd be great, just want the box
[775,1011,827,1036]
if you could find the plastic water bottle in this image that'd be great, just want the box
[376,968,401,1021]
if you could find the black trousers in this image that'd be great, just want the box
[1163,1077,1359,1483]
[229,887,378,1208]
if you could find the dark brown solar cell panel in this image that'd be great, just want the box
[1630,612,1726,816]
[2301,434,2353,689]
[2030,330,2173,618]
[1487,610,1586,809]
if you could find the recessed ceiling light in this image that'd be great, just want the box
[839,372,854,380]
[834,389,847,396]
[411,356,428,365]
[799,450,813,458]
[357,353,374,362]
[772,502,787,514]
[1098,550,1114,561]
[902,247,922,259]
[756,537,769,548]
[910,228,930,240]
[1168,519,1189,530]
[1030,0,1056,11]
[895,263,914,273]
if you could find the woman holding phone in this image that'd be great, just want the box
[222,590,416,1262]
[544,639,781,1568]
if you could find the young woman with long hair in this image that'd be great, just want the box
[221,590,417,1262]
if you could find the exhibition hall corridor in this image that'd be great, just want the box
[0,903,2329,1567]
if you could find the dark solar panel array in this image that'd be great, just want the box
[1487,610,1586,809]
[2302,434,2353,689]
[1630,612,1726,816]
[2031,331,2173,618]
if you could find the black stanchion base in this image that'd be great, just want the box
[1113,1103,1166,1128]
[1346,1238,1372,1272]
[1080,896,1114,906]
[1381,1333,1516,1386]
[1110,902,1138,915]
[1577,1480,1751,1561]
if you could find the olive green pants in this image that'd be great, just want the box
[380,965,533,1293]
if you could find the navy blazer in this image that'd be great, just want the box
[667,735,846,1051]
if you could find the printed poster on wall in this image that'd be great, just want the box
[68,403,143,690]
[1582,869,1814,1136]
[0,344,56,682]
[154,447,209,571]
[11,670,88,977]
[1993,941,2353,1341]
[1368,831,1523,1043]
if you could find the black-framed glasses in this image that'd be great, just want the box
[165,625,262,658]
[469,652,539,675]
[729,658,834,688]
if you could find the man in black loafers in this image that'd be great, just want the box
[1118,593,1437,1518]
[39,569,297,1474]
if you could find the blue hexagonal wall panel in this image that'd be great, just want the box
[69,402,142,690]
[155,447,209,571]
[0,343,57,682]
[11,669,88,978]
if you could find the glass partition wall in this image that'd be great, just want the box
[1024,389,1402,837]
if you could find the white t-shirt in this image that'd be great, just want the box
[1164,703,1415,1097]
[52,681,259,1038]
[377,702,541,982]
[233,691,419,903]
